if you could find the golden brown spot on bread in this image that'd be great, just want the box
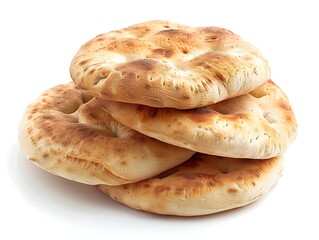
[29,157,37,162]
[42,153,49,158]
[77,125,94,136]
[118,38,137,48]
[120,160,127,165]
[206,78,213,84]
[249,90,267,98]
[205,35,218,42]
[120,59,157,71]
[127,26,150,38]
[207,181,216,187]
[154,185,171,195]
[30,109,38,115]
[191,52,234,74]
[40,115,54,121]
[115,147,124,153]
[227,188,239,193]
[187,107,217,123]
[30,136,36,145]
[215,72,225,81]
[178,172,216,181]
[152,29,198,52]
[79,60,89,66]
[62,139,71,146]
[175,187,185,195]
[88,69,96,75]
[183,95,190,100]
[157,29,192,39]
[182,49,189,54]
[107,38,147,53]
[152,48,174,58]
[142,183,151,188]
[144,83,152,90]
[50,148,60,155]
[95,34,104,38]
[95,37,105,42]
[27,127,33,134]
[38,122,53,135]
[279,101,290,111]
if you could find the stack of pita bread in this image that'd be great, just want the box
[19,20,297,216]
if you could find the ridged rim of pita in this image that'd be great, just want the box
[70,20,270,109]
[98,154,283,216]
[100,80,297,159]
[18,83,194,185]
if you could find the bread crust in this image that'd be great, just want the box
[70,20,270,109]
[99,154,283,216]
[101,81,297,159]
[18,83,194,185]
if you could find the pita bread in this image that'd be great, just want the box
[98,154,283,216]
[70,20,270,109]
[100,81,297,159]
[18,83,194,185]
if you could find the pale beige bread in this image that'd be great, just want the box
[101,80,297,159]
[18,83,194,185]
[98,154,283,216]
[70,20,270,109]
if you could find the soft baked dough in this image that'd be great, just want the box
[101,80,297,159]
[70,20,270,109]
[99,154,283,216]
[19,83,194,185]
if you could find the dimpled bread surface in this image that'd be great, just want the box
[70,20,270,109]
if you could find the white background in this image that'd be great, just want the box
[1,0,318,239]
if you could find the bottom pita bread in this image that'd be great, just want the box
[98,154,283,216]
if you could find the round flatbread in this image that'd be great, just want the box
[100,80,297,159]
[70,20,270,109]
[98,154,283,216]
[19,83,194,185]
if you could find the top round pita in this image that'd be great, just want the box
[70,20,270,109]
